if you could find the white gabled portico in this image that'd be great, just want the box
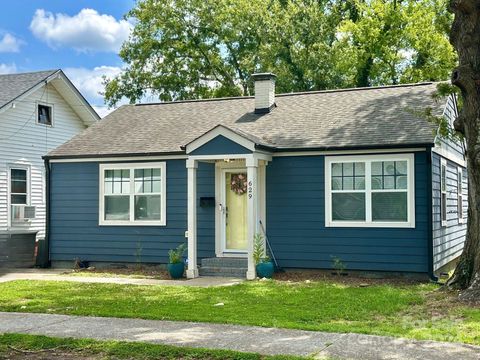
[183,125,272,279]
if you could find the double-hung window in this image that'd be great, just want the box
[9,166,29,223]
[326,154,415,227]
[458,167,464,223]
[441,159,447,226]
[99,162,166,226]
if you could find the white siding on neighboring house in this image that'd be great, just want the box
[432,94,468,272]
[0,83,87,240]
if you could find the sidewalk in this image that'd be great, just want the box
[0,268,242,287]
[0,312,478,360]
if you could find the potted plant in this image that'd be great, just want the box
[253,234,274,278]
[167,243,187,279]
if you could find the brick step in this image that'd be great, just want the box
[200,257,247,268]
[199,266,247,278]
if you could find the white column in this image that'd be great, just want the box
[186,159,199,278]
[246,156,259,280]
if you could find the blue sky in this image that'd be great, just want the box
[0,1,136,116]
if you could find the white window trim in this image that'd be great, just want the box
[441,158,447,227]
[99,162,167,226]
[7,164,31,227]
[458,167,465,224]
[325,154,415,228]
[36,101,54,127]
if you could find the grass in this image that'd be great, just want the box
[0,333,307,359]
[0,279,479,345]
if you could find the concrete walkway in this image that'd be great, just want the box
[0,312,478,360]
[0,269,242,287]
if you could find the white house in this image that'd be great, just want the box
[0,69,99,267]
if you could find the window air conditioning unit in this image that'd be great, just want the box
[11,205,36,222]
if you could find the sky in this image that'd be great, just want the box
[0,0,136,117]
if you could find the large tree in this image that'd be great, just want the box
[104,0,455,106]
[445,0,480,302]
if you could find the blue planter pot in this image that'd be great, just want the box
[167,262,185,279]
[256,262,274,278]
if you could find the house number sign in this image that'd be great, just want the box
[248,180,253,199]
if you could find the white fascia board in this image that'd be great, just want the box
[51,72,100,126]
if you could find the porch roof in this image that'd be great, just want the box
[46,82,442,159]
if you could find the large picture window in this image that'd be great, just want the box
[99,162,166,226]
[325,154,415,228]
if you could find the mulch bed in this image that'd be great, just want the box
[273,269,428,286]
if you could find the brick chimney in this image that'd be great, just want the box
[252,73,276,114]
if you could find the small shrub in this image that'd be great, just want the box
[253,234,270,265]
[331,256,347,275]
[168,244,187,264]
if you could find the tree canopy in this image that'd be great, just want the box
[104,0,455,107]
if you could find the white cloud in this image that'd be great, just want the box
[30,8,132,53]
[64,66,125,118]
[0,63,17,74]
[0,33,24,53]
[92,105,116,118]
[64,65,122,101]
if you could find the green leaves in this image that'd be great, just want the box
[104,0,456,106]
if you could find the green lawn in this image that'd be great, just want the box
[0,279,479,345]
[0,333,306,359]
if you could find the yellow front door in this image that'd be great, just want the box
[224,171,248,251]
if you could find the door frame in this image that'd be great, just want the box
[215,160,266,257]
[219,167,248,255]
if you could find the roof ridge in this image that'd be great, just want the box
[276,82,438,98]
[132,81,439,107]
[0,69,60,77]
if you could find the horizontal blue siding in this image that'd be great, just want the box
[50,151,431,273]
[190,135,251,155]
[266,153,430,273]
[49,160,215,264]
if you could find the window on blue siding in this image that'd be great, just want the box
[326,154,414,228]
[100,162,166,226]
[104,169,130,221]
[331,162,366,221]
[134,168,162,221]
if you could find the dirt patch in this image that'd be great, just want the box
[273,269,428,286]
[64,265,170,280]
[1,348,99,360]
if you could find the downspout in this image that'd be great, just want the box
[43,158,51,268]
[426,148,438,282]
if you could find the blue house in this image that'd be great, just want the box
[44,74,467,279]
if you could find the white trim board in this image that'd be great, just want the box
[273,147,427,157]
[49,148,427,163]
[432,147,467,167]
[49,155,188,163]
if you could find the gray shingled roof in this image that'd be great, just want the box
[47,82,442,158]
[0,69,59,110]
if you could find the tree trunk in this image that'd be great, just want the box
[445,0,480,302]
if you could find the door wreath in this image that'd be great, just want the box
[230,173,247,195]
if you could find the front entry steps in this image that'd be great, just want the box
[199,257,247,278]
